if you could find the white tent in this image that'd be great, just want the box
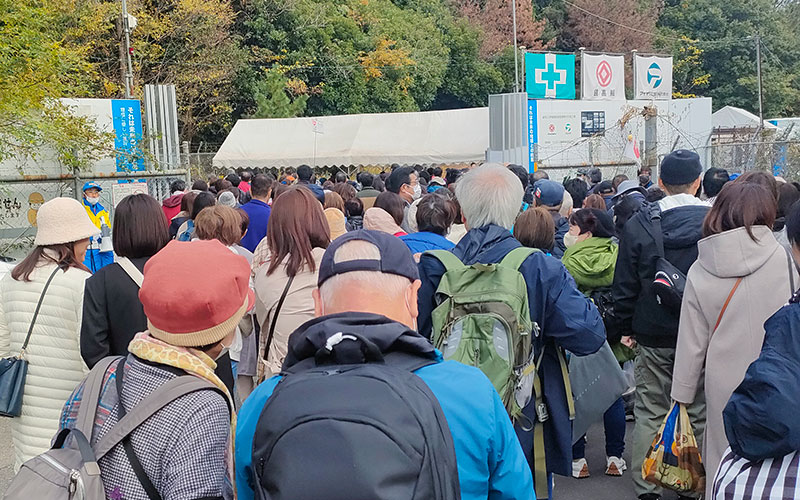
[712,105,778,130]
[213,108,489,168]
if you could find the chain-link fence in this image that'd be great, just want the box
[698,140,800,178]
[0,171,187,259]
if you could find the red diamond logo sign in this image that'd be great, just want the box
[596,60,613,88]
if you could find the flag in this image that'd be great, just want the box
[525,52,576,100]
[634,55,673,100]
[581,53,625,100]
[623,133,641,162]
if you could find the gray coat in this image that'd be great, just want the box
[672,226,797,494]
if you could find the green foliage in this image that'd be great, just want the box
[0,0,111,171]
[249,70,309,118]
[657,0,800,116]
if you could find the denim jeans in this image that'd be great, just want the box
[572,397,626,459]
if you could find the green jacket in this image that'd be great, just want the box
[561,237,618,294]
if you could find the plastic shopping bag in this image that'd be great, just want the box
[642,401,705,493]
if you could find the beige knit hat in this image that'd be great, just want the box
[324,208,347,241]
[34,197,100,246]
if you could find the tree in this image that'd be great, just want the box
[248,70,309,118]
[66,0,248,145]
[455,0,547,58]
[0,0,111,171]
[564,0,661,53]
[658,0,799,116]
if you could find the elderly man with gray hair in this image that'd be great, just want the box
[418,163,606,499]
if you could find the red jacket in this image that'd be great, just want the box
[238,181,251,193]
[162,193,184,222]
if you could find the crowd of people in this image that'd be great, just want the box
[2,156,800,500]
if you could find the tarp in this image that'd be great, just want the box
[712,105,778,130]
[213,108,489,168]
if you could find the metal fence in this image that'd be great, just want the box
[0,171,187,259]
[699,140,800,177]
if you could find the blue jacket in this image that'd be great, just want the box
[239,199,271,252]
[724,298,800,461]
[236,313,534,500]
[400,231,455,255]
[418,224,605,479]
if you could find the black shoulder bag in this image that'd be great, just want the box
[647,204,687,314]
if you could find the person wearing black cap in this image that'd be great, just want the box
[578,167,603,194]
[611,149,709,500]
[533,179,570,258]
[235,229,534,500]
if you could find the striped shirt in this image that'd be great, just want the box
[714,448,800,500]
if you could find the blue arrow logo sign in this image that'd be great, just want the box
[647,62,663,88]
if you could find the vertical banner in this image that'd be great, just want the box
[634,55,673,100]
[581,53,626,100]
[527,99,538,171]
[525,52,576,100]
[111,99,146,172]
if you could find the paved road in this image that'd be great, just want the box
[0,418,13,493]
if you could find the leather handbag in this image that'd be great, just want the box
[0,265,62,417]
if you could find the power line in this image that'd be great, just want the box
[562,0,754,47]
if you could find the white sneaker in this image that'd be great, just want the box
[605,456,627,476]
[572,458,590,479]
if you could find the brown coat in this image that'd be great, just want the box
[672,226,797,494]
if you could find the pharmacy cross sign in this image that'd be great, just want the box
[525,52,576,100]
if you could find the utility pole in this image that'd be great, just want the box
[511,0,519,92]
[755,33,764,130]
[121,0,134,98]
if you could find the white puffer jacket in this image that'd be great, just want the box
[0,261,90,470]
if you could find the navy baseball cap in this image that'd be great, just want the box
[534,179,565,207]
[317,229,419,287]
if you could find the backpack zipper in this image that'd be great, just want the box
[40,454,70,474]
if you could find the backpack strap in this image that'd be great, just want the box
[75,356,123,438]
[498,247,539,271]
[93,372,230,460]
[117,257,144,288]
[425,250,465,272]
[646,203,666,258]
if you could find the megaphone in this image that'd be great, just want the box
[99,223,113,253]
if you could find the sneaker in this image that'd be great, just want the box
[638,495,660,500]
[605,456,627,476]
[572,458,590,478]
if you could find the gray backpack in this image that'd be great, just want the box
[3,356,225,500]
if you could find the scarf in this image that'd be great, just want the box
[128,332,237,495]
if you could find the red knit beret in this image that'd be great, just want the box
[139,239,254,347]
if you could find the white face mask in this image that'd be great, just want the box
[412,183,422,200]
[215,341,230,361]
[563,232,580,248]
[85,196,100,205]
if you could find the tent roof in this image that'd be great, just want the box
[712,105,778,130]
[213,108,489,168]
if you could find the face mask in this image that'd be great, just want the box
[563,232,580,248]
[215,341,230,361]
[412,184,422,200]
[85,197,100,205]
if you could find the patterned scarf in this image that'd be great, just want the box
[128,332,237,495]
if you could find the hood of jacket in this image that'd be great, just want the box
[400,231,453,251]
[724,300,800,461]
[697,226,780,279]
[658,204,709,251]
[283,312,438,369]
[162,193,183,209]
[562,237,617,291]
[454,224,520,264]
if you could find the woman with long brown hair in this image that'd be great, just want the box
[253,186,330,381]
[672,181,798,498]
[0,197,97,469]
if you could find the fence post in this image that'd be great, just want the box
[643,106,658,175]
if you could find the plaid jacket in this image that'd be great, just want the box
[58,355,231,500]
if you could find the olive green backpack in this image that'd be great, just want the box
[427,247,573,500]
[428,247,540,418]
